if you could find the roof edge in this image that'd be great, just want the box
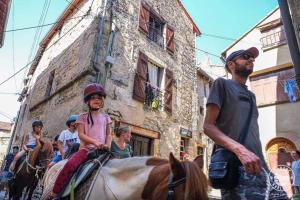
[221,7,279,57]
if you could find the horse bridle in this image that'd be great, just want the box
[167,173,186,200]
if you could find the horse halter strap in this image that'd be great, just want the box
[167,173,186,200]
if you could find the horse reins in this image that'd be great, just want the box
[167,173,186,200]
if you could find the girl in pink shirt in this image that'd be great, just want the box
[50,83,112,198]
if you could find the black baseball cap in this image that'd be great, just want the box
[225,47,259,65]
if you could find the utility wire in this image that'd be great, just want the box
[4,15,89,33]
[0,13,90,87]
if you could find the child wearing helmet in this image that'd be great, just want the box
[59,115,79,158]
[48,115,79,168]
[10,120,43,173]
[50,83,112,198]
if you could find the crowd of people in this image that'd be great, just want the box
[0,83,133,199]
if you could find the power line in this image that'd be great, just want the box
[0,13,90,87]
[4,15,88,33]
[0,92,20,95]
[0,111,13,121]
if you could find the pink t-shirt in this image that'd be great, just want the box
[76,112,112,149]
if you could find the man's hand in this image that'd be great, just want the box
[234,145,262,175]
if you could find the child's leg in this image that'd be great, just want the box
[9,150,26,171]
[52,148,88,195]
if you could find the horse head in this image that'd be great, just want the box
[36,139,53,168]
[142,153,209,200]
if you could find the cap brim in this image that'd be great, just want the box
[245,47,259,58]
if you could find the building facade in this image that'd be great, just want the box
[0,0,11,47]
[0,121,12,165]
[13,0,208,160]
[222,8,300,197]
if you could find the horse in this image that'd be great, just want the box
[41,152,209,200]
[8,140,53,200]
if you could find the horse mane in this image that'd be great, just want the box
[182,161,208,200]
[28,139,53,166]
[143,158,208,200]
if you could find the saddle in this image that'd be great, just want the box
[59,149,114,198]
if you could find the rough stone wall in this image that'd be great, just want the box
[13,0,203,161]
[104,0,199,159]
[14,0,105,143]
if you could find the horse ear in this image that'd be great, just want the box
[169,152,184,177]
[193,155,204,169]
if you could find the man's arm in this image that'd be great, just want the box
[204,104,262,175]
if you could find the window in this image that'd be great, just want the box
[180,137,189,160]
[200,106,204,115]
[148,14,164,47]
[133,52,174,112]
[139,4,175,52]
[45,70,55,97]
[197,146,204,156]
[145,62,164,109]
[250,67,299,105]
[203,83,207,97]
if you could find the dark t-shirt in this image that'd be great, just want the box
[207,78,266,166]
[111,140,133,159]
[3,153,14,171]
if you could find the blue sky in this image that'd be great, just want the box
[181,0,278,65]
[0,0,278,122]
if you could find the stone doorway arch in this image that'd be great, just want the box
[266,137,296,169]
[266,137,296,197]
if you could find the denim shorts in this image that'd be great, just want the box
[221,166,289,200]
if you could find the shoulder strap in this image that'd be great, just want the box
[237,91,254,144]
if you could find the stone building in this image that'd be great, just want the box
[0,0,11,47]
[0,121,12,165]
[13,0,208,160]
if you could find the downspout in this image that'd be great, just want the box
[278,0,300,89]
[93,0,110,83]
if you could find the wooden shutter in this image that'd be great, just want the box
[166,25,175,53]
[133,52,148,102]
[164,69,173,112]
[139,4,150,34]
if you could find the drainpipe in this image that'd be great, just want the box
[93,0,111,83]
[278,0,300,89]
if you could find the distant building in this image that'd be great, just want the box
[0,121,12,165]
[0,0,11,47]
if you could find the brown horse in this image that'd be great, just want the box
[9,140,53,200]
[42,153,208,200]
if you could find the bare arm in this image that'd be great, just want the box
[105,123,112,149]
[57,141,64,157]
[204,104,262,175]
[22,135,29,150]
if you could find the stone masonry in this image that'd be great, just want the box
[13,0,207,160]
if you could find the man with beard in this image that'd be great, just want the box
[204,47,288,199]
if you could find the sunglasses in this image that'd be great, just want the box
[90,95,103,100]
[235,53,254,61]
